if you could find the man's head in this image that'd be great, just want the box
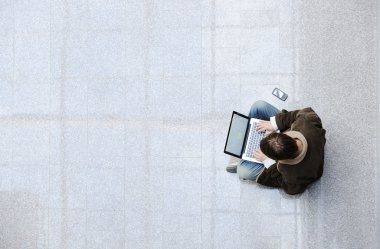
[260,133,298,160]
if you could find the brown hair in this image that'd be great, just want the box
[260,133,298,160]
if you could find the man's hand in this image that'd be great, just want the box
[265,130,274,136]
[254,150,267,162]
[256,121,274,132]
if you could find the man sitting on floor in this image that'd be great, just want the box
[226,100,326,195]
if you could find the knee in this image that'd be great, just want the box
[237,166,253,180]
[249,100,269,117]
[237,163,264,181]
[251,100,269,110]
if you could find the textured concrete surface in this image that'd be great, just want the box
[0,0,378,248]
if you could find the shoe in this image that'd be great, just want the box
[226,164,238,173]
[226,157,240,173]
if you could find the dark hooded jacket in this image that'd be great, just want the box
[256,107,326,195]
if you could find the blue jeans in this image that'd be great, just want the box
[237,100,281,181]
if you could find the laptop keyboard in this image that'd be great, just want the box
[245,122,265,157]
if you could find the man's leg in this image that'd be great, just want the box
[248,100,281,120]
[236,160,265,181]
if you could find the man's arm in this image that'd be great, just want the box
[274,109,301,132]
[256,163,282,188]
[273,107,323,132]
[256,164,308,195]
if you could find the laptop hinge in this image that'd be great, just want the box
[241,122,251,155]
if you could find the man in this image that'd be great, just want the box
[226,100,326,195]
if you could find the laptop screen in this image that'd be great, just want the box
[224,113,249,157]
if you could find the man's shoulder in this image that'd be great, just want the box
[297,107,315,115]
[296,108,322,123]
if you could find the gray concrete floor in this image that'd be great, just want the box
[0,0,378,248]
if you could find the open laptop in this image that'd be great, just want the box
[224,111,266,163]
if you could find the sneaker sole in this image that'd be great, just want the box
[226,166,237,173]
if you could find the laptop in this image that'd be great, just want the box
[224,111,266,163]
